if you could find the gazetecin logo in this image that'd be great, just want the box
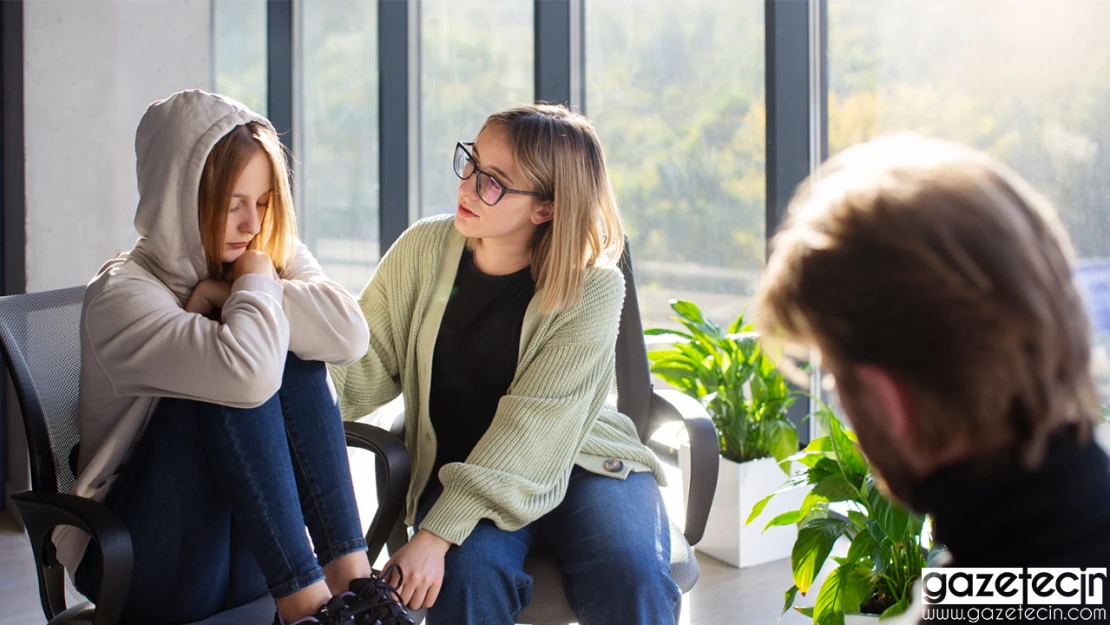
[921,568,1108,622]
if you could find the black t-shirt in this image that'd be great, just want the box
[428,248,536,488]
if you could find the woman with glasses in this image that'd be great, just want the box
[331,104,679,624]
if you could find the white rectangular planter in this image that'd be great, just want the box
[845,615,881,625]
[679,445,807,568]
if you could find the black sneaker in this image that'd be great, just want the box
[345,564,417,625]
[273,595,358,625]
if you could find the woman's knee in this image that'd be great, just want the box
[435,522,532,610]
[281,352,326,381]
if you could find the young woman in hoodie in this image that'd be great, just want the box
[330,104,680,625]
[57,90,411,625]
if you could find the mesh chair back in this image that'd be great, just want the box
[613,238,654,442]
[0,287,86,495]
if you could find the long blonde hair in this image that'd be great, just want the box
[197,121,296,279]
[475,104,624,313]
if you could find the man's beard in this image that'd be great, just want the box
[838,390,923,509]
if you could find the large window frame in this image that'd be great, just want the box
[259,0,825,283]
[253,0,826,444]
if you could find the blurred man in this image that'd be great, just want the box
[756,135,1110,624]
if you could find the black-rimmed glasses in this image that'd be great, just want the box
[453,142,543,206]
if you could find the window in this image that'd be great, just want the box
[586,0,766,331]
[828,0,1110,402]
[420,0,533,218]
[212,0,267,115]
[298,0,380,293]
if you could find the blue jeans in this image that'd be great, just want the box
[75,354,367,624]
[415,467,680,625]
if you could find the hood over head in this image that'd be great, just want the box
[129,89,271,300]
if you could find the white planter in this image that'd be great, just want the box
[845,615,881,625]
[1096,422,1110,454]
[679,445,807,568]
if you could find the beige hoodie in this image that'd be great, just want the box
[53,90,370,572]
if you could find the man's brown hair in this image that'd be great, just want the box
[756,135,1100,461]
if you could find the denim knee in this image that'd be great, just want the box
[430,521,533,624]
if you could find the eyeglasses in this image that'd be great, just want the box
[453,142,543,206]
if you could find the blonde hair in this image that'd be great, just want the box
[756,134,1099,461]
[474,104,624,313]
[197,121,296,279]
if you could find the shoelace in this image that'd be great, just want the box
[347,564,416,625]
[316,594,360,625]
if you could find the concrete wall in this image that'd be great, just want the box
[23,0,213,290]
[6,0,213,513]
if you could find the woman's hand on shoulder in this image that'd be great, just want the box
[384,529,452,610]
[232,250,278,282]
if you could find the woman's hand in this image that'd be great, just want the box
[384,529,452,610]
[233,250,278,282]
[185,279,232,317]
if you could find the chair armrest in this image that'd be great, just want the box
[11,490,132,625]
[648,390,719,546]
[343,422,412,563]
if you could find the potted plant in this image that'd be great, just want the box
[646,300,807,568]
[748,407,931,624]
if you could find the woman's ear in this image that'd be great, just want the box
[531,201,554,225]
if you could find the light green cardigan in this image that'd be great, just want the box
[329,215,665,546]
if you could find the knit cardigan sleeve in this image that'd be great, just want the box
[327,228,422,420]
[418,265,625,546]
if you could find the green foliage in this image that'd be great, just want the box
[646,300,799,465]
[749,408,929,623]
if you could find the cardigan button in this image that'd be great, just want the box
[603,458,624,473]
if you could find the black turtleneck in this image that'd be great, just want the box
[911,424,1110,569]
[904,425,1110,623]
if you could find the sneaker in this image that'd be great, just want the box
[272,595,358,625]
[345,564,417,625]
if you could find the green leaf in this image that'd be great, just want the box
[845,530,879,567]
[792,518,850,593]
[842,566,874,616]
[765,419,800,466]
[763,510,803,532]
[867,485,912,545]
[812,566,846,625]
[805,436,836,453]
[828,416,868,479]
[648,366,701,387]
[728,311,750,335]
[813,564,873,625]
[813,473,864,504]
[848,510,870,529]
[782,585,799,616]
[746,493,775,525]
[879,594,912,620]
[800,490,831,521]
[800,506,831,526]
[646,351,694,366]
[795,606,815,618]
[796,451,826,468]
[670,299,708,324]
[643,327,694,339]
